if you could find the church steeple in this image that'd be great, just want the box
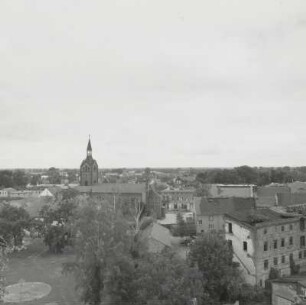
[87,136,92,157]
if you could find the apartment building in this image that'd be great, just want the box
[225,208,306,287]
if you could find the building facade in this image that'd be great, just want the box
[194,197,255,234]
[225,209,306,287]
[161,189,195,211]
[80,138,99,186]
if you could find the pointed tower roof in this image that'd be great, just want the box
[87,138,92,151]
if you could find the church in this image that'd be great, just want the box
[77,138,163,218]
[79,138,99,186]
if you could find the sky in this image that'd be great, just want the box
[1,0,306,169]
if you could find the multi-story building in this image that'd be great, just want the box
[161,189,195,211]
[194,197,255,234]
[225,208,306,287]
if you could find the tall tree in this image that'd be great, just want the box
[0,204,31,247]
[188,232,242,304]
[0,237,7,302]
[63,199,131,305]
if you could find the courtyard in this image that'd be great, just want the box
[3,238,81,305]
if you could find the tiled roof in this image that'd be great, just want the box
[194,197,255,216]
[75,183,146,194]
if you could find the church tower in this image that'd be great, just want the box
[80,137,99,186]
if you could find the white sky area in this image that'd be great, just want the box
[1,0,306,168]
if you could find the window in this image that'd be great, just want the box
[301,236,305,248]
[264,241,268,251]
[259,279,263,287]
[281,225,285,232]
[198,220,202,225]
[264,228,267,234]
[209,223,214,230]
[290,224,293,230]
[228,223,233,234]
[299,251,303,259]
[282,255,285,264]
[274,257,278,266]
[304,250,306,258]
[264,260,269,270]
[201,230,204,233]
[243,241,248,252]
[228,240,233,248]
[290,237,293,246]
[281,238,285,247]
[300,219,305,231]
[290,253,294,261]
[274,240,278,249]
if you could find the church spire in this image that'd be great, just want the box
[87,136,92,157]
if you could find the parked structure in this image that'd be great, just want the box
[225,208,306,287]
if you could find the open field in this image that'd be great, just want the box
[3,238,81,305]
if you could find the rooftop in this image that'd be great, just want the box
[195,197,255,216]
[225,208,299,228]
[75,183,146,194]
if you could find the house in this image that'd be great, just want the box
[271,277,306,305]
[225,208,306,287]
[0,188,16,198]
[161,189,195,211]
[139,222,172,253]
[194,197,255,234]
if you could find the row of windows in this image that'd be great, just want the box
[198,216,214,225]
[264,251,306,270]
[263,224,294,234]
[263,235,306,251]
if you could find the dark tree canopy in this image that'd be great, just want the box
[0,204,31,247]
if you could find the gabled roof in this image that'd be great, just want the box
[194,197,255,216]
[75,183,146,194]
[140,222,172,248]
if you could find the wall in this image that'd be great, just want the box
[196,215,224,234]
[225,220,256,285]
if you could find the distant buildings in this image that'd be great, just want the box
[225,208,306,287]
[161,189,195,211]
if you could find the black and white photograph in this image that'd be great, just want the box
[1,1,306,304]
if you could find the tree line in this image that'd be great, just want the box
[196,165,306,186]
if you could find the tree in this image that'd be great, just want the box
[175,213,188,237]
[188,232,242,304]
[0,204,31,247]
[39,197,79,253]
[0,237,7,302]
[63,199,131,305]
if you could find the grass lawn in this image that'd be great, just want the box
[4,238,82,305]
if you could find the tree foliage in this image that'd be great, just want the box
[0,204,31,247]
[0,238,7,302]
[0,170,29,188]
[196,165,306,186]
[188,232,242,304]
